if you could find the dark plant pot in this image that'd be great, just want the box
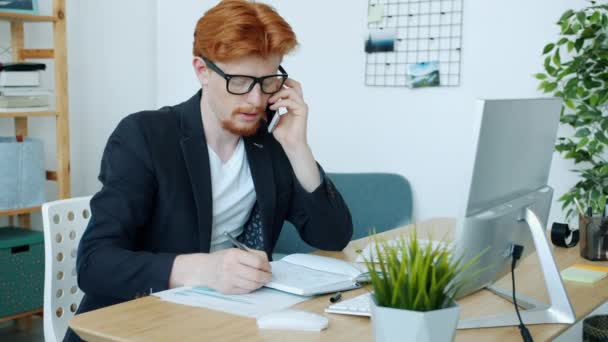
[579,215,608,261]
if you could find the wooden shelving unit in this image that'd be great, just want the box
[0,0,71,323]
[0,111,58,118]
[0,12,56,22]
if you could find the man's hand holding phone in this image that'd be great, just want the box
[267,78,309,150]
[266,78,321,192]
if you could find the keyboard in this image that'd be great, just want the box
[325,292,372,317]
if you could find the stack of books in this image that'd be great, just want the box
[0,62,50,112]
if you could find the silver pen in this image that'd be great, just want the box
[224,231,251,252]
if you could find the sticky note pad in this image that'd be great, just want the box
[368,4,384,23]
[561,265,608,284]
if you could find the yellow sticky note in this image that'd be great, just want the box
[572,264,608,273]
[368,4,384,23]
[561,266,607,284]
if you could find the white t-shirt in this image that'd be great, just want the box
[207,138,257,252]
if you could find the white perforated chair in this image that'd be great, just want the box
[41,196,92,342]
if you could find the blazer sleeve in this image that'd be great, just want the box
[285,164,353,251]
[76,115,178,300]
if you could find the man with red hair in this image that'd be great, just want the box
[66,1,352,340]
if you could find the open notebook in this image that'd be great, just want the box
[265,254,370,296]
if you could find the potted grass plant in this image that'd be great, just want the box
[363,229,483,342]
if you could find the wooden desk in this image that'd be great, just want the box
[70,218,608,342]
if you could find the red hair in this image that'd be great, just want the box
[193,0,298,61]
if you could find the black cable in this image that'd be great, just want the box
[511,244,533,342]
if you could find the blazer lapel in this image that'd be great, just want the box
[244,134,276,251]
[178,91,213,252]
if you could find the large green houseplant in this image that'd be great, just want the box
[537,2,608,219]
[363,230,482,342]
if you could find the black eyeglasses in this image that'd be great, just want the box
[201,56,288,95]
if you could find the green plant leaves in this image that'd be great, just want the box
[577,11,587,25]
[543,43,556,54]
[565,99,576,109]
[575,38,585,52]
[568,41,575,52]
[575,128,591,137]
[543,43,555,55]
[576,137,590,150]
[595,131,608,144]
[553,49,562,66]
[538,3,608,217]
[560,9,575,23]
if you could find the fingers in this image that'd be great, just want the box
[284,78,303,97]
[236,249,271,272]
[236,262,272,285]
[269,98,300,112]
[269,87,304,106]
[212,249,273,294]
[250,249,270,261]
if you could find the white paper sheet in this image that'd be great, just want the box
[153,286,309,317]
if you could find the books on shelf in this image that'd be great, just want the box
[0,95,49,108]
[0,62,46,72]
[0,63,52,113]
[0,88,51,111]
[0,107,50,113]
[0,87,52,96]
[0,71,41,87]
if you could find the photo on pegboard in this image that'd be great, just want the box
[365,28,396,53]
[406,61,440,88]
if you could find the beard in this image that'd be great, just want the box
[220,105,265,136]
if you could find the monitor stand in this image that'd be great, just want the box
[457,207,576,329]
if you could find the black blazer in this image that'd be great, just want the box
[72,91,353,326]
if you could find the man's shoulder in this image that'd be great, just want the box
[122,105,177,129]
[114,104,182,140]
[119,93,199,138]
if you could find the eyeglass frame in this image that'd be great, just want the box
[200,56,288,95]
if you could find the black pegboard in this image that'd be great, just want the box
[365,0,463,87]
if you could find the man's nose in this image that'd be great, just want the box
[246,82,264,108]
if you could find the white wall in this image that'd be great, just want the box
[67,0,158,196]
[0,0,157,228]
[0,0,587,229]
[156,0,582,226]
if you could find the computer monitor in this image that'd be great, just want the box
[453,98,575,329]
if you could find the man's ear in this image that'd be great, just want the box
[193,57,210,86]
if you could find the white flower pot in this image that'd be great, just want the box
[370,298,460,342]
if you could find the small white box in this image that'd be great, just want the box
[0,137,45,210]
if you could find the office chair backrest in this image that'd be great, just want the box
[41,196,92,342]
[273,172,413,255]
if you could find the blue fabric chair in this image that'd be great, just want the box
[273,172,413,256]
